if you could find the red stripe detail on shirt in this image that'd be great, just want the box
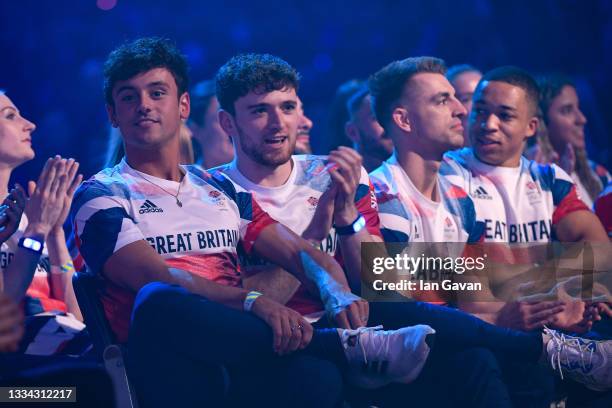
[552,185,589,225]
[242,199,278,254]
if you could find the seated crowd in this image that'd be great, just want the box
[1,37,611,408]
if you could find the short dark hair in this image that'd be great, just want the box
[215,53,300,115]
[103,37,189,106]
[189,80,216,127]
[536,73,575,124]
[479,66,540,116]
[446,64,482,83]
[369,56,446,128]
[346,85,370,120]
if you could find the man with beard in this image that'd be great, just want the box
[368,57,612,404]
[345,87,393,172]
[71,39,436,407]
[213,53,612,406]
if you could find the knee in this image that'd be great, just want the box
[131,282,186,327]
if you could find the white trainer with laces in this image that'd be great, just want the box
[339,324,435,389]
[544,327,612,391]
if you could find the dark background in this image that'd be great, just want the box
[1,0,610,185]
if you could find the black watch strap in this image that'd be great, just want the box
[18,236,44,254]
[334,214,366,236]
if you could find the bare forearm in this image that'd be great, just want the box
[61,272,83,320]
[242,266,300,305]
[166,267,249,310]
[297,244,351,296]
[45,228,72,270]
[2,225,47,302]
[45,228,73,301]
[2,248,41,302]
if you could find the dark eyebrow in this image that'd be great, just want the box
[115,81,170,96]
[499,105,518,113]
[147,81,170,88]
[432,92,451,101]
[473,100,517,113]
[247,103,269,110]
[114,85,136,95]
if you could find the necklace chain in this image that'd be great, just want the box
[133,169,184,207]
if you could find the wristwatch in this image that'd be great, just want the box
[18,236,44,254]
[334,214,366,236]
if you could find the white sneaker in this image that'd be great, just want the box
[544,327,612,391]
[339,325,435,389]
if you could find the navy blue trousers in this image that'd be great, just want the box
[128,283,547,407]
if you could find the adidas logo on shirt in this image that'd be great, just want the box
[139,200,164,214]
[472,186,492,200]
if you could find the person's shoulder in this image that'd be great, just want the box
[443,147,470,165]
[525,159,573,190]
[369,161,393,192]
[71,165,132,216]
[184,163,212,178]
[599,181,612,199]
[588,159,612,183]
[441,147,471,176]
[75,165,129,201]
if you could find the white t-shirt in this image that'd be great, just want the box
[369,153,477,244]
[71,159,276,342]
[370,154,480,304]
[216,154,381,315]
[442,148,589,244]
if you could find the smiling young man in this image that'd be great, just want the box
[70,39,436,407]
[443,67,607,253]
[208,54,612,406]
[366,58,612,403]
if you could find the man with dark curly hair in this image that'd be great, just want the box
[71,39,436,408]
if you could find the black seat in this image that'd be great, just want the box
[72,271,139,408]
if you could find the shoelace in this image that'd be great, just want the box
[544,327,595,380]
[346,325,384,365]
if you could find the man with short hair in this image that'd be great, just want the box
[443,67,609,323]
[71,39,435,407]
[367,57,612,400]
[441,65,612,402]
[188,79,234,168]
[345,86,393,172]
[213,53,612,405]
[447,64,482,146]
